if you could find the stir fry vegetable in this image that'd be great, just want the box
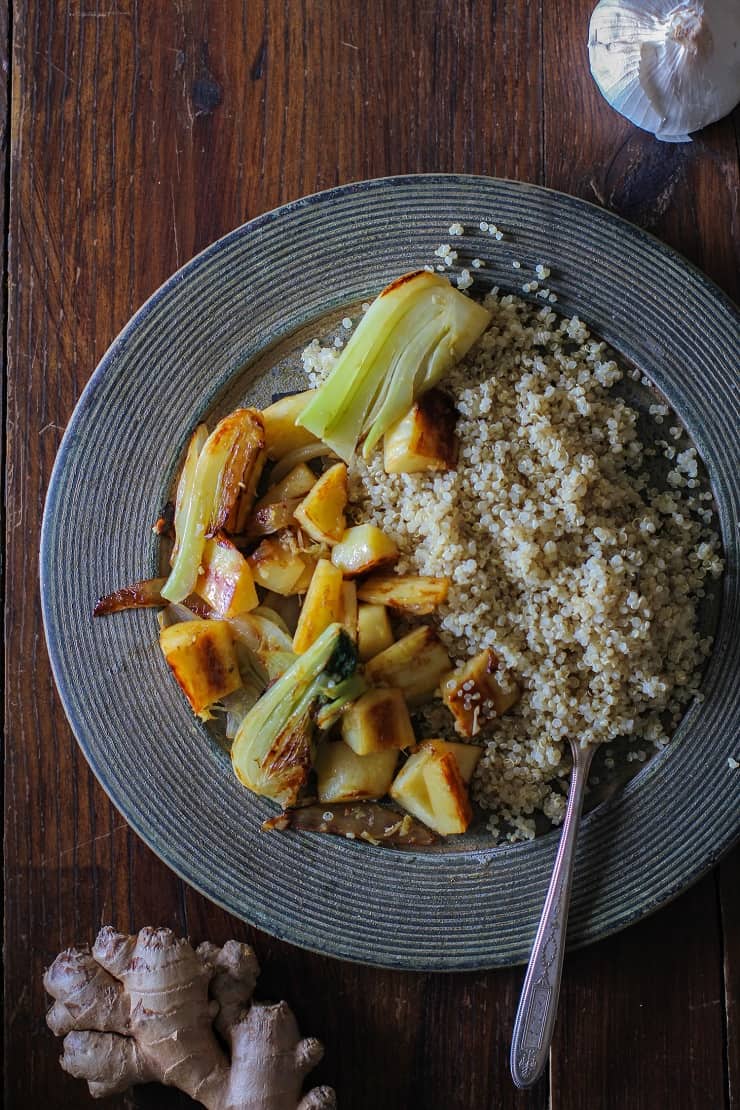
[263,802,437,848]
[162,409,266,603]
[231,622,357,805]
[296,271,490,461]
[95,270,524,844]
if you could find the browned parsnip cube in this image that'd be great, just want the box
[294,462,348,545]
[364,626,451,704]
[315,742,399,803]
[383,389,458,474]
[356,573,450,615]
[247,531,309,595]
[195,534,258,618]
[357,603,394,661]
[341,687,416,755]
[330,524,398,577]
[262,392,320,460]
[421,749,473,834]
[390,741,475,835]
[442,648,520,737]
[292,559,344,653]
[159,620,241,718]
[415,738,482,782]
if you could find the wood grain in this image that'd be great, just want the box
[3,1,738,1108]
[551,876,729,1110]
[721,845,740,1110]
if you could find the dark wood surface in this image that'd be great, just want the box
[4,2,739,1107]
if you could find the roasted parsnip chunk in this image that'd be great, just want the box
[340,580,358,641]
[357,603,394,661]
[364,626,451,704]
[357,573,450,615]
[442,648,520,736]
[255,462,317,507]
[421,750,473,834]
[383,389,458,474]
[292,558,344,653]
[160,619,240,718]
[315,742,398,803]
[415,738,482,783]
[262,391,321,460]
[389,747,436,827]
[195,534,259,618]
[341,687,415,755]
[330,524,398,577]
[390,743,474,835]
[247,531,309,596]
[293,461,348,545]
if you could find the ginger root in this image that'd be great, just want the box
[44,925,336,1110]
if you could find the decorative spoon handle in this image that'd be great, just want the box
[510,740,595,1089]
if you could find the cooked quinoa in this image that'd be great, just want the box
[302,290,723,842]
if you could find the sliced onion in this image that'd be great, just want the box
[222,685,262,740]
[93,577,167,616]
[252,605,292,636]
[228,611,294,653]
[269,443,337,484]
[240,498,301,540]
[158,601,202,629]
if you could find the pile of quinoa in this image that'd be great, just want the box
[302,289,723,841]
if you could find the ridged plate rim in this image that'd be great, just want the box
[40,174,740,970]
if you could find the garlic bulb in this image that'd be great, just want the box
[589,0,740,142]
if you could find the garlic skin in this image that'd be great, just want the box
[589,0,740,142]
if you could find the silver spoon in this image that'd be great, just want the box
[510,738,596,1088]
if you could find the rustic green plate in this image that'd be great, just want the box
[40,176,740,970]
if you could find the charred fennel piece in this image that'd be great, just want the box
[296,271,491,461]
[172,423,208,560]
[314,673,368,730]
[263,802,437,848]
[162,409,266,604]
[231,622,357,806]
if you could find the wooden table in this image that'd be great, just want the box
[4,2,739,1107]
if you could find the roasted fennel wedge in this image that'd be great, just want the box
[162,409,266,604]
[296,271,490,461]
[231,622,357,806]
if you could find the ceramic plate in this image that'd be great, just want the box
[41,176,740,969]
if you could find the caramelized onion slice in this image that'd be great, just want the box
[93,577,168,616]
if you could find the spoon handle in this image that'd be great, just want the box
[510,742,595,1089]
